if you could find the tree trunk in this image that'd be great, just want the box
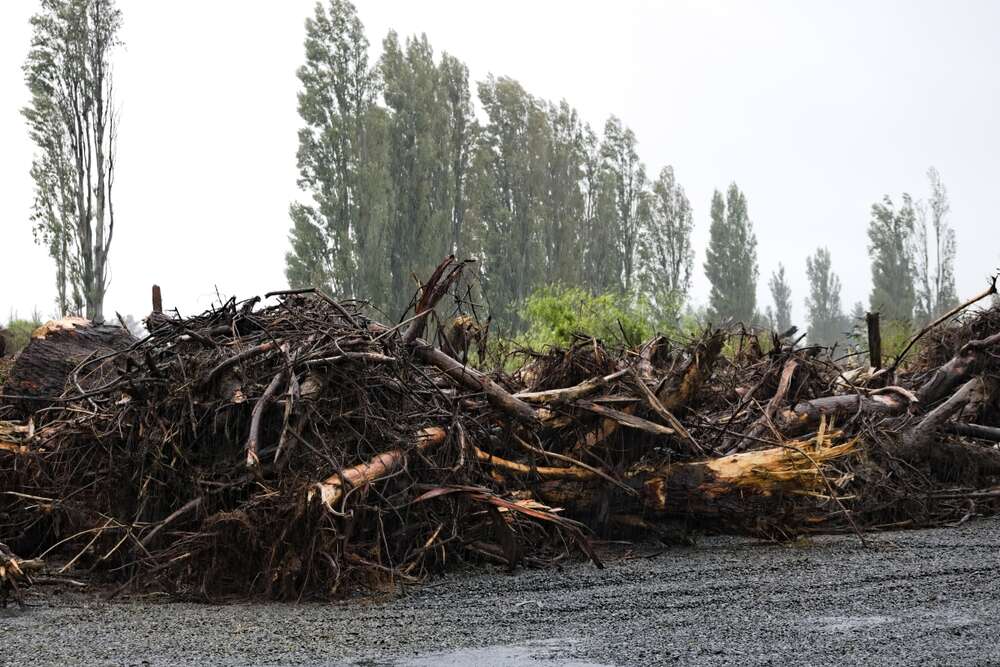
[1,317,133,417]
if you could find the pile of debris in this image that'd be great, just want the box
[1,258,999,602]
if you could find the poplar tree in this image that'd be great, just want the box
[581,125,620,294]
[704,183,758,323]
[24,0,122,320]
[287,0,381,300]
[868,194,916,323]
[638,165,694,320]
[805,247,847,346]
[380,31,452,315]
[768,264,793,332]
[542,101,587,286]
[475,75,548,326]
[438,53,475,259]
[600,116,647,293]
[913,167,959,322]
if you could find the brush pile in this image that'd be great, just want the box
[2,258,1000,602]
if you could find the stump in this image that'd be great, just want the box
[1,318,134,417]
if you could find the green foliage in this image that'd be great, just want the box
[601,116,647,293]
[638,165,694,322]
[868,194,916,323]
[913,167,959,323]
[5,315,43,355]
[879,319,914,361]
[517,285,662,349]
[704,183,758,323]
[474,75,549,326]
[23,0,121,320]
[805,247,849,346]
[289,0,389,304]
[767,264,793,332]
[285,5,702,333]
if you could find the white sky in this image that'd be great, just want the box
[1,0,998,324]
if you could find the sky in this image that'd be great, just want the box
[1,0,998,324]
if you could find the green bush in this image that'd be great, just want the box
[517,285,678,349]
[5,317,43,355]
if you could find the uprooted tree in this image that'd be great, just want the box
[1,258,999,603]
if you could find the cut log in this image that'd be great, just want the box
[311,426,448,509]
[0,318,134,417]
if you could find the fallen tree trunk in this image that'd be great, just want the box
[1,318,134,417]
[534,429,858,531]
[775,329,1000,435]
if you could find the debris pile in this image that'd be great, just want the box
[1,258,999,601]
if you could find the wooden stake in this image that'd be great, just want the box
[152,285,163,314]
[866,312,882,370]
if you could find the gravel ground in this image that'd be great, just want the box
[4,518,1000,666]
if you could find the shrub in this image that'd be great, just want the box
[5,317,44,355]
[518,285,673,349]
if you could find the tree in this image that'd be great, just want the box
[767,264,793,332]
[438,53,476,259]
[868,194,916,323]
[286,204,333,293]
[637,165,694,321]
[474,75,549,327]
[805,247,847,346]
[703,183,758,323]
[913,167,958,322]
[600,116,647,293]
[23,0,122,321]
[287,0,382,301]
[380,31,452,316]
[541,100,587,286]
[580,125,620,294]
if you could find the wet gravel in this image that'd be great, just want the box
[4,518,1000,666]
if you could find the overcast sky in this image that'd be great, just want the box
[1,0,998,324]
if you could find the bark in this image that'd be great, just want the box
[535,436,858,529]
[312,427,448,509]
[917,331,1000,405]
[776,393,909,434]
[1,318,134,417]
[775,329,1000,435]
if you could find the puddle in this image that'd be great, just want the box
[356,638,611,667]
[814,615,895,632]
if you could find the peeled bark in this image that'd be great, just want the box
[1,318,134,417]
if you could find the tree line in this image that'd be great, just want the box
[284,0,962,345]
[20,0,962,350]
[284,0,696,328]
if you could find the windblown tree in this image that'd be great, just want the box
[541,101,587,286]
[601,117,647,293]
[23,0,122,321]
[287,0,383,301]
[767,264,793,332]
[438,53,476,259]
[868,194,917,323]
[474,75,549,326]
[637,165,694,321]
[704,183,758,323]
[581,125,621,294]
[380,31,454,316]
[805,247,847,346]
[913,167,959,322]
